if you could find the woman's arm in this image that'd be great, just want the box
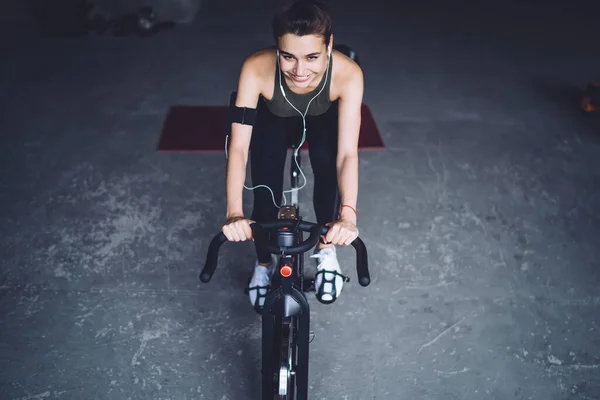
[335,64,364,223]
[226,56,261,219]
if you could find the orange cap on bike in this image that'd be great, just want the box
[280,264,292,277]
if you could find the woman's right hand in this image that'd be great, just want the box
[222,215,255,242]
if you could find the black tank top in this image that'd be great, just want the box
[264,54,333,117]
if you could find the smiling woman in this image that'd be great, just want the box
[221,0,364,311]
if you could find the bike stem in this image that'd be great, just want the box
[290,144,301,209]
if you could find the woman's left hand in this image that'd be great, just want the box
[323,218,359,246]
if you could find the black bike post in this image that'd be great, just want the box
[262,311,276,398]
[291,143,301,215]
[291,143,300,188]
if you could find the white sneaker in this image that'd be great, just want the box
[311,246,349,304]
[247,257,274,313]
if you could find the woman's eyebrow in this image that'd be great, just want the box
[279,50,322,57]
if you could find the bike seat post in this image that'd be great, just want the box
[290,144,301,209]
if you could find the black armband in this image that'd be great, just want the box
[228,91,257,126]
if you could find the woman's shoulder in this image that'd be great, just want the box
[241,47,277,77]
[331,49,363,100]
[236,47,276,100]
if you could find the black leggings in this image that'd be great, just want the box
[250,97,341,264]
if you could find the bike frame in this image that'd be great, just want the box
[199,142,370,400]
[261,143,309,399]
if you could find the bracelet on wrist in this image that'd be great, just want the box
[338,204,358,219]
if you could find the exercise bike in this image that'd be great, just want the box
[199,141,371,399]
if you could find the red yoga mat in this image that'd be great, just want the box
[157,103,385,152]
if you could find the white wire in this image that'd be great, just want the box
[226,51,331,210]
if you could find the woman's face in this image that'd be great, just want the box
[277,33,331,90]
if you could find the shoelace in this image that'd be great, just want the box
[310,251,338,270]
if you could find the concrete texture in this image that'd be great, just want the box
[1,0,600,399]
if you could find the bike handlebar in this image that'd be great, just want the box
[199,220,371,287]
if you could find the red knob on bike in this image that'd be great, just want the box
[280,264,293,277]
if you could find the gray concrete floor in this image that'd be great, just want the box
[2,0,600,399]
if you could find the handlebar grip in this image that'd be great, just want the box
[351,237,370,286]
[199,232,228,283]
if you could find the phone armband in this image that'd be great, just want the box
[228,91,256,126]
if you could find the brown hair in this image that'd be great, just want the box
[272,0,333,47]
